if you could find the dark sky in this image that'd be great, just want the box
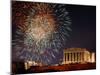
[12,2,96,65]
[64,4,96,52]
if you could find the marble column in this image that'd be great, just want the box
[72,53,74,63]
[69,53,71,63]
[75,52,77,62]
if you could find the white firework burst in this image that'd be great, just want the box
[12,2,71,65]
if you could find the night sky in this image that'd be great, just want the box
[12,1,96,64]
[64,4,96,52]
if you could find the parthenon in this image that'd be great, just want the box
[24,48,96,70]
[62,48,95,64]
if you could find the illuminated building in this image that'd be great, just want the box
[62,48,95,64]
[24,61,43,70]
[24,48,96,70]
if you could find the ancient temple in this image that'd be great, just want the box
[62,48,95,64]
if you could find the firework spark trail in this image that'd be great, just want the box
[12,2,71,65]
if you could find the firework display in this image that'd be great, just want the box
[12,1,96,74]
[12,1,71,65]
